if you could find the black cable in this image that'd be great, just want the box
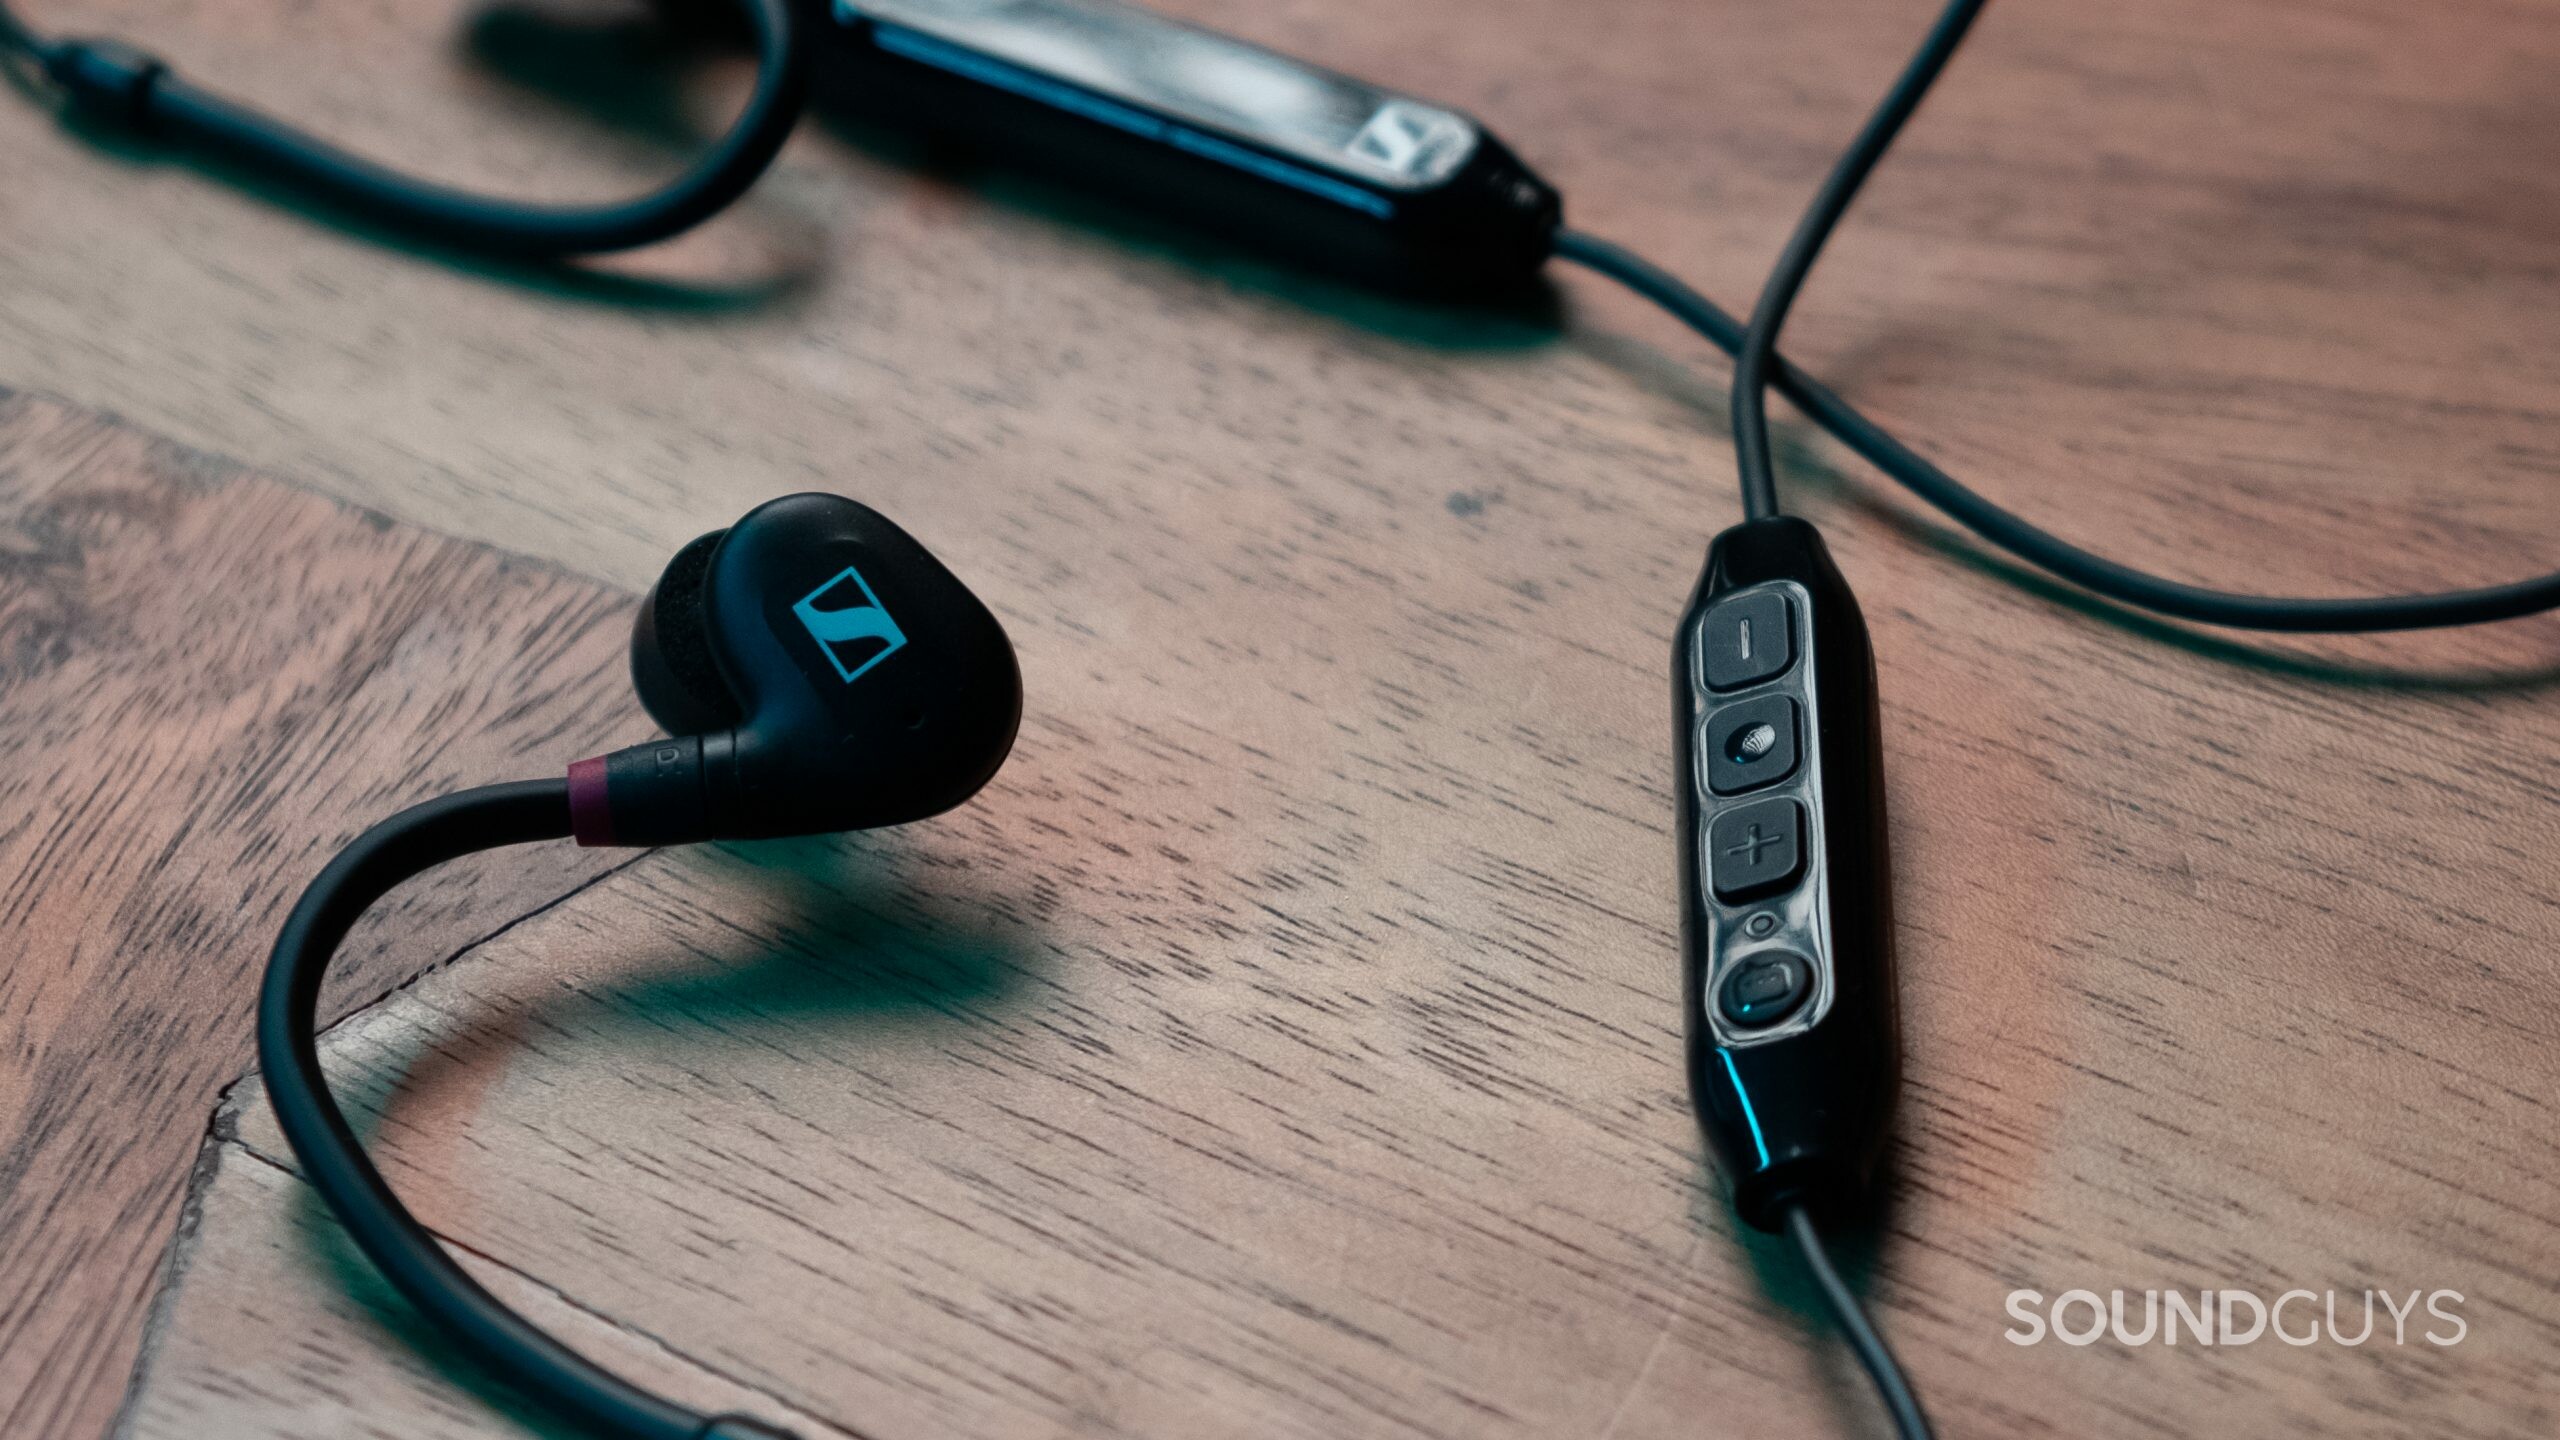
[1555,5,2560,633]
[1555,229,2560,633]
[0,0,42,58]
[16,0,805,257]
[1729,0,1988,521]
[1782,1205,1933,1440]
[257,781,794,1440]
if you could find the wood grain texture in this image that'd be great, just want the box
[2,0,2558,1435]
[123,1133,861,1440]
[163,599,2560,1440]
[0,392,641,1440]
[2,0,2555,602]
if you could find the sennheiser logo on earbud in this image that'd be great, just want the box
[792,566,908,684]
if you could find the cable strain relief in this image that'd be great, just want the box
[570,736,711,847]
[44,39,170,131]
[695,1416,802,1440]
[565,755,616,847]
[1734,1166,1834,1235]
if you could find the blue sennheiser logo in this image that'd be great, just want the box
[792,566,908,684]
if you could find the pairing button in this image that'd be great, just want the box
[1718,952,1813,1029]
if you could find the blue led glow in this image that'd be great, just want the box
[874,24,1164,139]
[1163,128,1394,219]
[1718,1048,1773,1169]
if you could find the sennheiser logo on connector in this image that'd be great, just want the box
[792,566,908,684]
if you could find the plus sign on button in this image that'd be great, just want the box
[1706,797,1806,902]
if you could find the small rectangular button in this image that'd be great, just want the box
[1708,797,1807,901]
[1698,591,1793,691]
[1703,695,1800,795]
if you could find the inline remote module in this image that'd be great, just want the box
[1674,517,1901,1230]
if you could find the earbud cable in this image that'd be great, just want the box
[1554,3,2560,634]
[0,0,806,257]
[1728,0,1990,524]
[258,780,790,1440]
[0,0,41,57]
[1781,1205,1934,1440]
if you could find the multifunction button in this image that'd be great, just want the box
[1702,695,1800,795]
[1698,590,1793,691]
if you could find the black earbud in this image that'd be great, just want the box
[573,492,1023,846]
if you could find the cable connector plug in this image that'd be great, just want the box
[42,39,169,131]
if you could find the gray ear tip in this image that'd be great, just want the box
[632,526,745,737]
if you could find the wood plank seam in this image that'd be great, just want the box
[16,6,2560,1428]
[107,1131,232,1440]
[144,1135,864,1440]
[0,389,647,1440]
[107,849,666,1434]
[298,846,662,1081]
[116,1135,871,1440]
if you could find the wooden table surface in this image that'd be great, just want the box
[5,0,2560,1437]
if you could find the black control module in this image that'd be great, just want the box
[1673,517,1901,1230]
[816,0,1562,293]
